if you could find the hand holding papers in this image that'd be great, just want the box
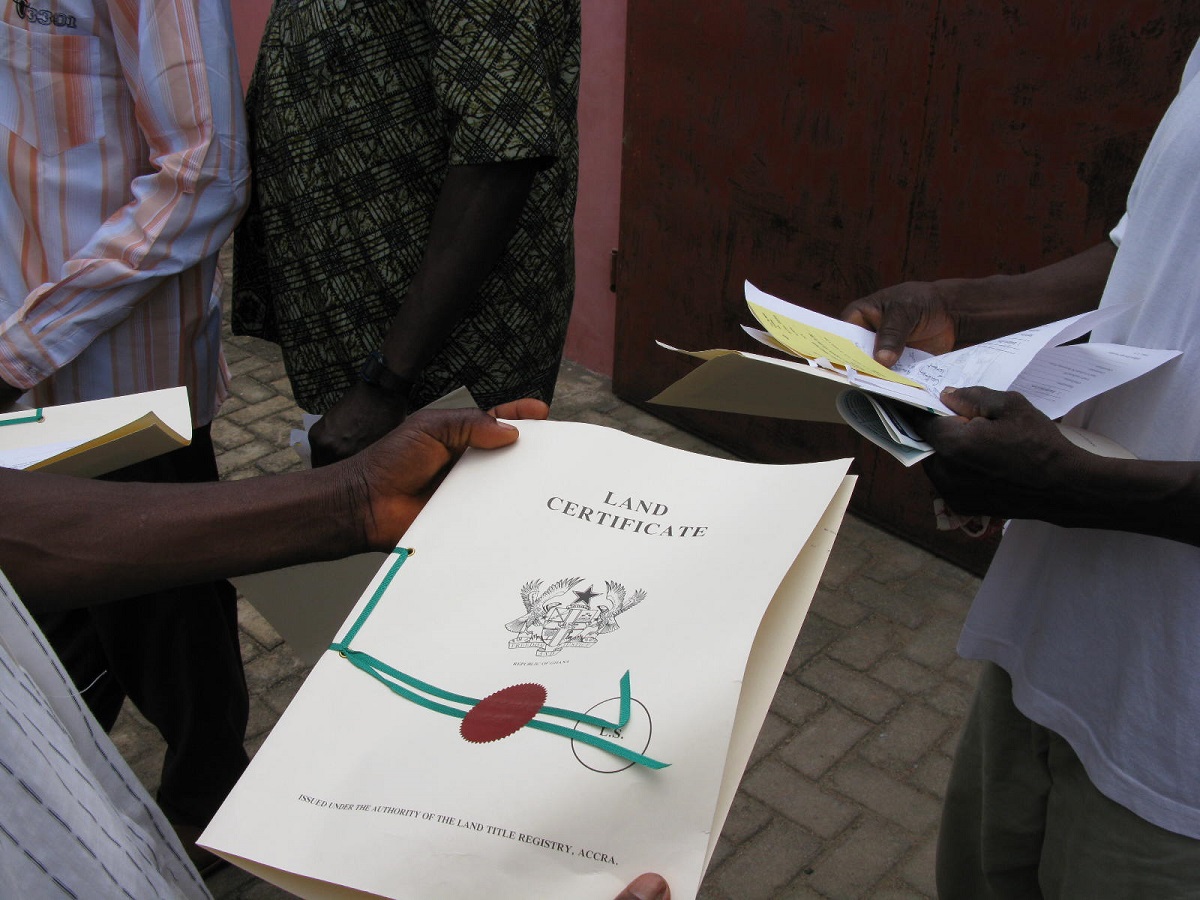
[234,387,482,665]
[200,419,856,899]
[652,283,1175,465]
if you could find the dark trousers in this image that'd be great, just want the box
[35,425,249,827]
[938,662,1200,899]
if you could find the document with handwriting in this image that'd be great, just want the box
[653,282,1177,464]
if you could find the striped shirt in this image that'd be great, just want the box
[0,0,249,427]
[0,569,210,899]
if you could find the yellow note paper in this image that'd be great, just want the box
[747,302,923,388]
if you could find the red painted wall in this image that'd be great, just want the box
[229,0,628,377]
[231,1,270,93]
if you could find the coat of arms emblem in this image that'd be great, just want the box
[506,577,645,657]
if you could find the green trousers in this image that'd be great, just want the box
[938,662,1200,899]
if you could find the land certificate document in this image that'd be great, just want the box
[201,420,854,899]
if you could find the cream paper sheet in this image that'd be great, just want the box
[0,387,191,476]
[201,419,854,899]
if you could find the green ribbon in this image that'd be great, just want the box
[0,408,43,426]
[330,548,668,770]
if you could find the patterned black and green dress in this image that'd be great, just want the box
[232,0,581,413]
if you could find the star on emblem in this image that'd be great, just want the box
[573,584,600,605]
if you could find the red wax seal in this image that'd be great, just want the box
[460,683,548,744]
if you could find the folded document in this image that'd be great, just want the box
[651,282,1174,464]
[0,387,191,476]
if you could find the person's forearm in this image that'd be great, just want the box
[1049,455,1200,546]
[0,464,368,612]
[941,241,1117,346]
[379,160,540,379]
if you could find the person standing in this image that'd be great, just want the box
[842,37,1200,897]
[0,0,251,866]
[232,0,581,465]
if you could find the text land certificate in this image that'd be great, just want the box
[201,419,854,899]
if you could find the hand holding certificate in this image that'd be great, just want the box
[652,283,1175,465]
[200,419,855,899]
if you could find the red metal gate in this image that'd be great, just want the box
[614,0,1200,572]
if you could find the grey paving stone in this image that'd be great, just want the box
[847,576,932,630]
[787,612,844,671]
[742,759,858,839]
[777,706,873,780]
[899,833,939,897]
[218,394,248,416]
[237,630,264,666]
[925,676,979,719]
[946,656,983,687]
[912,752,955,800]
[775,885,827,900]
[214,438,277,472]
[228,378,279,405]
[829,761,942,834]
[226,354,275,379]
[872,891,930,900]
[769,677,826,726]
[817,539,871,589]
[237,600,285,651]
[803,816,914,899]
[242,642,309,695]
[830,515,880,547]
[871,655,941,696]
[860,539,938,586]
[222,466,261,482]
[860,703,954,769]
[900,618,964,669]
[720,793,775,844]
[211,416,254,450]
[796,658,903,724]
[225,393,298,425]
[244,412,298,444]
[826,616,907,671]
[714,818,822,900]
[255,446,306,475]
[749,711,795,767]
[696,878,736,900]
[809,584,871,628]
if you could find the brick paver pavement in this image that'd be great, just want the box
[110,299,982,899]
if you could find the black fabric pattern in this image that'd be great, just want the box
[233,0,580,412]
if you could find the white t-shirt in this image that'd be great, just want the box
[0,571,209,899]
[959,40,1200,838]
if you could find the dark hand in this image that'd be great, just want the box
[613,873,670,900]
[917,386,1087,521]
[842,281,958,367]
[310,381,410,467]
[345,398,550,550]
